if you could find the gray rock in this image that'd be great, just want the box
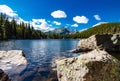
[77,34,120,52]
[56,49,120,81]
[0,50,27,79]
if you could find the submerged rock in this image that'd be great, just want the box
[77,34,120,52]
[56,49,120,81]
[0,50,27,78]
[0,69,11,81]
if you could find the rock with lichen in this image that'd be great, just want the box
[56,49,120,81]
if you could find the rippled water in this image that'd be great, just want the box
[0,39,79,81]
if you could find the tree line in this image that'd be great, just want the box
[0,13,47,40]
[48,22,120,39]
[0,13,120,40]
[45,23,120,39]
[0,13,77,40]
[0,13,73,40]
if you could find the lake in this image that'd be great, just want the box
[0,39,79,81]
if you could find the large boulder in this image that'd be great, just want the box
[56,49,120,81]
[0,50,27,76]
[77,34,120,52]
[0,69,11,81]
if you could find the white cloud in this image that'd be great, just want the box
[0,5,17,17]
[53,21,61,25]
[73,16,89,24]
[0,5,55,32]
[0,4,25,24]
[94,15,101,20]
[51,10,67,18]
[92,22,108,27]
[32,19,54,32]
[71,23,78,27]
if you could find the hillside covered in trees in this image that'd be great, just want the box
[0,13,46,40]
[69,23,120,38]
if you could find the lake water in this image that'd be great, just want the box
[0,39,79,81]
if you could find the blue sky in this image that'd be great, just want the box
[0,0,120,31]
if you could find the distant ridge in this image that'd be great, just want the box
[46,27,76,35]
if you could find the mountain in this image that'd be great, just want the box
[54,27,70,34]
[46,27,75,35]
[70,23,120,38]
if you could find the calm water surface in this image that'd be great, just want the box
[0,39,79,81]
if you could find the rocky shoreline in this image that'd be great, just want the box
[1,34,120,81]
[0,50,27,81]
[0,50,58,81]
[56,34,120,81]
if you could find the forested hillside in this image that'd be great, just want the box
[0,13,46,40]
[69,23,120,38]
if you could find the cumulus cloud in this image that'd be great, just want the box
[0,5,55,32]
[73,16,89,24]
[51,10,67,18]
[32,19,54,32]
[0,5,25,23]
[94,15,101,20]
[0,5,18,17]
[71,23,78,27]
[53,21,61,25]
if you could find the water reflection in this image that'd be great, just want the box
[0,39,79,81]
[0,40,16,50]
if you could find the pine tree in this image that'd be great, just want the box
[11,18,17,39]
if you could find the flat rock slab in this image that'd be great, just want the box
[0,50,27,76]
